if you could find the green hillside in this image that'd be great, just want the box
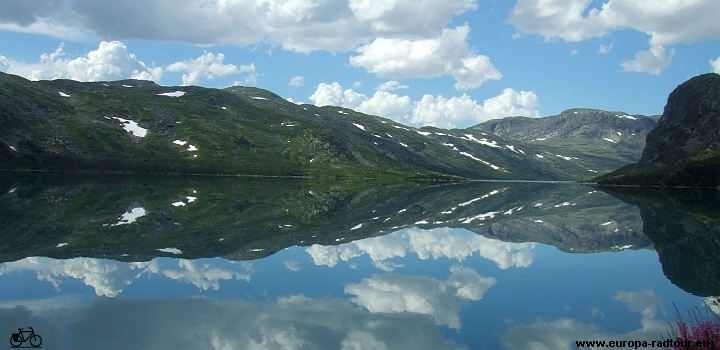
[1,72,649,180]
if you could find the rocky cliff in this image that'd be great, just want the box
[642,73,720,166]
[597,73,720,187]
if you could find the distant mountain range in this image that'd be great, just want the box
[472,108,658,176]
[0,71,658,180]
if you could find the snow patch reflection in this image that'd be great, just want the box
[106,207,145,226]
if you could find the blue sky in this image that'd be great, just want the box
[1,0,719,128]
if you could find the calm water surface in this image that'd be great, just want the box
[1,175,718,349]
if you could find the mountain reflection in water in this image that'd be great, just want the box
[1,174,718,349]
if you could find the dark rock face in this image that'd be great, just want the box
[597,73,720,186]
[642,73,720,166]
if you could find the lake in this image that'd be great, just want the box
[1,174,718,349]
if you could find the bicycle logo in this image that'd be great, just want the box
[9,328,42,348]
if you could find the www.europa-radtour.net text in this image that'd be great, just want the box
[575,339,715,348]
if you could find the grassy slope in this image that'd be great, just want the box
[1,72,648,181]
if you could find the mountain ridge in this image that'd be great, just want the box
[472,108,658,172]
[1,72,653,180]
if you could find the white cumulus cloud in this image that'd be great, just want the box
[308,82,413,121]
[621,45,674,75]
[309,82,539,128]
[0,1,494,86]
[508,0,720,74]
[508,0,612,42]
[166,52,242,86]
[411,88,540,128]
[509,0,720,46]
[309,82,345,107]
[357,91,414,120]
[1,0,476,53]
[349,25,501,90]
[711,56,720,74]
[1,41,162,82]
[1,42,257,86]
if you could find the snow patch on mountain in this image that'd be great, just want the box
[110,117,147,137]
[158,91,185,97]
[464,134,501,148]
[459,152,500,169]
